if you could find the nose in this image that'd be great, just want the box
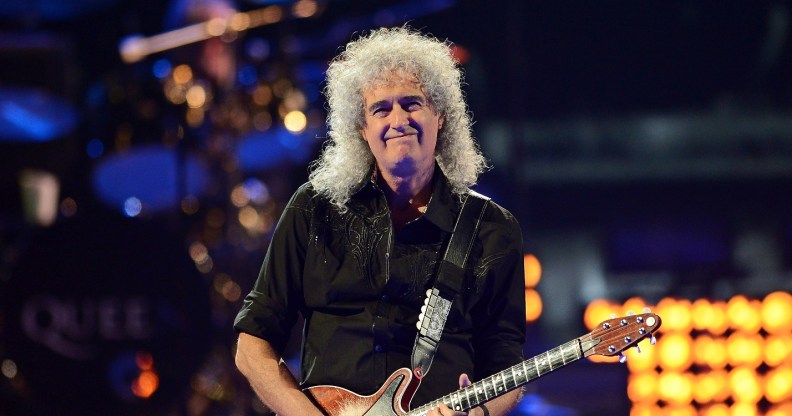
[389,106,410,130]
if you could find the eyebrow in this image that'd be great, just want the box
[366,95,426,113]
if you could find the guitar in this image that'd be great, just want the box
[305,312,661,416]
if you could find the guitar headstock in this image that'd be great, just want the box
[582,312,662,358]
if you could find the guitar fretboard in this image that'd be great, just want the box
[406,338,583,416]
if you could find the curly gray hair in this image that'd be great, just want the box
[308,26,488,210]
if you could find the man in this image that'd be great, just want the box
[234,27,526,416]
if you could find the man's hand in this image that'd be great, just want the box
[426,374,485,416]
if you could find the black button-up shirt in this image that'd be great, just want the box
[234,167,526,408]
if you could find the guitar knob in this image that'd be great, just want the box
[619,353,627,364]
[650,335,657,345]
[636,345,642,354]
[642,307,651,313]
[627,310,635,316]
[610,313,617,319]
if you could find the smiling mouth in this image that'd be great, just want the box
[385,133,417,141]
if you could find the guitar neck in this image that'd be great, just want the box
[406,337,589,416]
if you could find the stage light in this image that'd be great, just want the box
[283,110,307,133]
[694,370,730,404]
[767,403,792,416]
[762,291,792,334]
[524,289,542,323]
[730,402,759,416]
[622,297,648,317]
[523,254,541,288]
[627,372,658,403]
[693,335,728,369]
[658,371,694,405]
[253,84,273,106]
[727,295,762,333]
[231,184,250,207]
[238,206,259,230]
[173,64,193,85]
[131,370,159,399]
[293,0,318,18]
[764,334,792,366]
[221,280,241,302]
[727,332,764,368]
[1,359,17,379]
[658,332,693,371]
[185,85,207,108]
[626,339,657,372]
[662,405,696,416]
[730,367,763,404]
[584,298,618,330]
[765,365,792,403]
[700,403,729,416]
[656,298,692,333]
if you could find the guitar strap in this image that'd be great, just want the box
[410,190,489,380]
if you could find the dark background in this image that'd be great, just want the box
[2,1,791,415]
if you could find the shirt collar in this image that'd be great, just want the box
[349,163,461,233]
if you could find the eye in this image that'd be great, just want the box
[406,101,422,111]
[371,106,390,117]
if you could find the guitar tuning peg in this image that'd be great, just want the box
[642,307,651,313]
[426,289,433,297]
[619,353,627,364]
[627,310,635,316]
[610,313,617,319]
[421,305,427,313]
[650,335,657,345]
[418,312,424,322]
[416,321,421,330]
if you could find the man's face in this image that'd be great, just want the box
[360,75,444,178]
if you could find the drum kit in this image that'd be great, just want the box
[0,1,323,415]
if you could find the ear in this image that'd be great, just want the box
[438,114,445,130]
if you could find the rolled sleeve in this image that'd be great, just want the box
[233,185,313,355]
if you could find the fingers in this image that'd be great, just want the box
[458,373,471,388]
[427,402,467,416]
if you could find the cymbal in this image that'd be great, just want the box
[0,87,79,143]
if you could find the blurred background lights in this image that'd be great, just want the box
[523,254,541,288]
[152,58,172,79]
[727,295,762,333]
[1,359,17,379]
[185,84,207,108]
[761,291,792,334]
[658,332,693,371]
[523,254,542,323]
[727,332,764,368]
[658,371,694,405]
[766,366,792,403]
[172,64,193,85]
[283,110,306,133]
[86,138,105,159]
[123,197,142,217]
[590,293,792,414]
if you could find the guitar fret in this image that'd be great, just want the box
[546,351,554,371]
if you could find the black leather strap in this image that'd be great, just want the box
[411,190,489,379]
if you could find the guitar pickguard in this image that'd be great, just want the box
[362,374,403,416]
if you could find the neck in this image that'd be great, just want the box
[377,164,434,209]
[376,165,434,230]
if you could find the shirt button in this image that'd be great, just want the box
[375,345,383,352]
[381,294,389,302]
